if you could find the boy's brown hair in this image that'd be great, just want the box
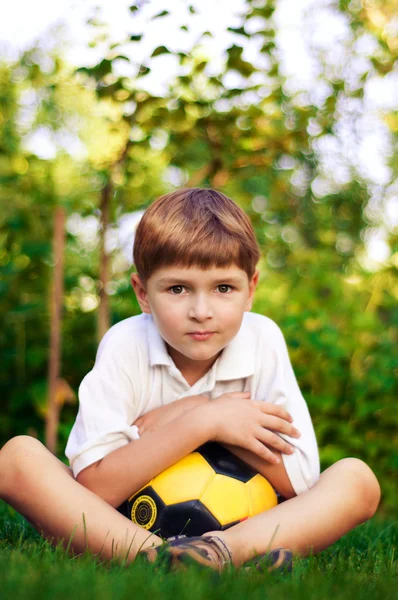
[133,188,260,286]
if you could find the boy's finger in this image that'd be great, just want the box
[258,428,295,454]
[255,401,293,422]
[261,415,300,438]
[251,440,280,464]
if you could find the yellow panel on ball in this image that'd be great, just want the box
[201,474,248,526]
[246,474,278,516]
[152,452,215,504]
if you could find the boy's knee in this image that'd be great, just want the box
[1,435,45,463]
[0,436,47,489]
[337,457,381,517]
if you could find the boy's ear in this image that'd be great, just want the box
[245,269,260,311]
[130,273,152,314]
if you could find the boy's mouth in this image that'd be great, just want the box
[188,332,215,340]
[189,331,215,334]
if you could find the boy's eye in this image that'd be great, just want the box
[168,285,233,295]
[169,286,185,294]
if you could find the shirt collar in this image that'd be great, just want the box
[147,314,173,368]
[147,313,255,381]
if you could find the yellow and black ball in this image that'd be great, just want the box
[117,442,279,539]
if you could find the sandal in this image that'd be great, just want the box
[244,547,293,573]
[138,534,232,572]
[139,534,293,574]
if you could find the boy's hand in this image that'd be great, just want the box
[133,395,209,436]
[207,392,301,464]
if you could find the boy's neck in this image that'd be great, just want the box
[166,344,223,386]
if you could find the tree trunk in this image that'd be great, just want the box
[98,179,112,343]
[45,206,65,454]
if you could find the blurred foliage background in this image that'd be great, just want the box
[0,0,397,514]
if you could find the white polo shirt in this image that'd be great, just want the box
[65,311,320,495]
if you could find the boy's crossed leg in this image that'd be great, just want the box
[0,436,381,570]
[0,436,163,561]
[203,457,381,567]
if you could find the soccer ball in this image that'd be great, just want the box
[117,442,278,539]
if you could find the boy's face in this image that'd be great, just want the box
[131,265,259,383]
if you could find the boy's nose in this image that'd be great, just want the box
[188,295,213,320]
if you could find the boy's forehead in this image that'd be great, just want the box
[153,266,248,283]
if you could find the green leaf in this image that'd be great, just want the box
[178,75,191,85]
[151,46,171,58]
[96,80,125,99]
[74,67,91,77]
[137,65,151,77]
[260,41,276,53]
[188,5,196,14]
[194,60,208,73]
[227,26,249,37]
[78,58,113,80]
[226,44,244,59]
[129,34,143,42]
[129,5,139,12]
[226,45,255,77]
[246,6,274,19]
[112,55,130,62]
[152,10,169,19]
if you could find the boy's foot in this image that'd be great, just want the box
[138,534,293,574]
[244,547,293,573]
[138,534,232,572]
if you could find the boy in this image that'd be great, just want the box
[0,188,380,573]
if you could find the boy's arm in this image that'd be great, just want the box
[133,394,209,435]
[253,320,321,496]
[77,402,212,508]
[220,444,296,499]
[132,397,296,499]
[77,393,295,507]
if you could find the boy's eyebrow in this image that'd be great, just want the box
[157,276,244,285]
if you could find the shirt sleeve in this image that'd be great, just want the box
[260,320,320,495]
[65,331,141,478]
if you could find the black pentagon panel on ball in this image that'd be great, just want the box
[197,442,256,483]
[117,499,130,519]
[117,486,166,536]
[160,500,222,538]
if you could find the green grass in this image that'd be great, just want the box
[0,500,396,600]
